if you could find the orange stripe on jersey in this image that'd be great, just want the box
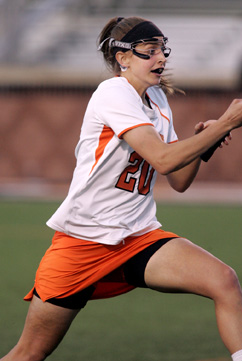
[146,93,170,123]
[118,123,154,139]
[89,125,114,175]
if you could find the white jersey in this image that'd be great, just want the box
[47,77,178,245]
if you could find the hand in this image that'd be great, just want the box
[195,120,232,147]
[219,98,242,129]
[194,120,216,134]
[195,120,232,162]
[194,121,206,134]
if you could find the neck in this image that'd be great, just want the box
[120,73,147,100]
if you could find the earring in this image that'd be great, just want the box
[119,64,128,72]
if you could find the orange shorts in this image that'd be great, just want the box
[24,229,178,302]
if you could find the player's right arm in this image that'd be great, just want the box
[123,99,242,176]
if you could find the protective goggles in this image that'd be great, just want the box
[109,37,171,60]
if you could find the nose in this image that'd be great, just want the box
[158,50,166,63]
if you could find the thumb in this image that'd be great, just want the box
[194,122,205,134]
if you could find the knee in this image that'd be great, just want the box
[215,264,241,300]
[30,352,49,361]
[27,346,53,361]
[28,350,50,361]
[11,343,50,361]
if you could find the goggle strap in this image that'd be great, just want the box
[98,37,111,51]
[110,39,132,50]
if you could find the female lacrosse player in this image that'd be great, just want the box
[2,16,242,361]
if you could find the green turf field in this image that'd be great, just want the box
[0,200,241,360]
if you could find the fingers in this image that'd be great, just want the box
[222,99,242,129]
[194,122,205,134]
[232,98,242,105]
[219,132,232,148]
[194,120,217,134]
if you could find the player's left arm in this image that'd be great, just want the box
[166,158,201,192]
[166,120,232,192]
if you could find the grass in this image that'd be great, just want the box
[0,200,241,360]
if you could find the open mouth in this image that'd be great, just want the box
[151,68,164,74]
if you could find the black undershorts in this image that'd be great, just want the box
[33,237,173,310]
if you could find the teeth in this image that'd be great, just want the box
[152,68,163,74]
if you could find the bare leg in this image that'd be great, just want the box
[1,295,80,361]
[144,237,242,354]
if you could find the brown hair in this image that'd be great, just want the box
[98,16,177,95]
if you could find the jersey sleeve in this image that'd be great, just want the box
[94,82,154,138]
[167,108,178,144]
[147,86,178,144]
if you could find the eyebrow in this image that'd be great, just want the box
[136,42,163,49]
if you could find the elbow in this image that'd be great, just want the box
[156,161,179,177]
[155,152,183,176]
[151,147,183,176]
[166,171,194,193]
[158,166,171,176]
[174,184,189,193]
[167,181,190,193]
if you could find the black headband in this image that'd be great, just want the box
[98,20,166,59]
[121,21,164,43]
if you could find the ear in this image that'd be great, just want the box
[115,51,131,69]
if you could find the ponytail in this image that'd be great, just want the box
[98,17,122,73]
[98,17,144,74]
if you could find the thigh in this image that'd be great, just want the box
[144,237,228,298]
[17,295,80,358]
[123,238,173,287]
